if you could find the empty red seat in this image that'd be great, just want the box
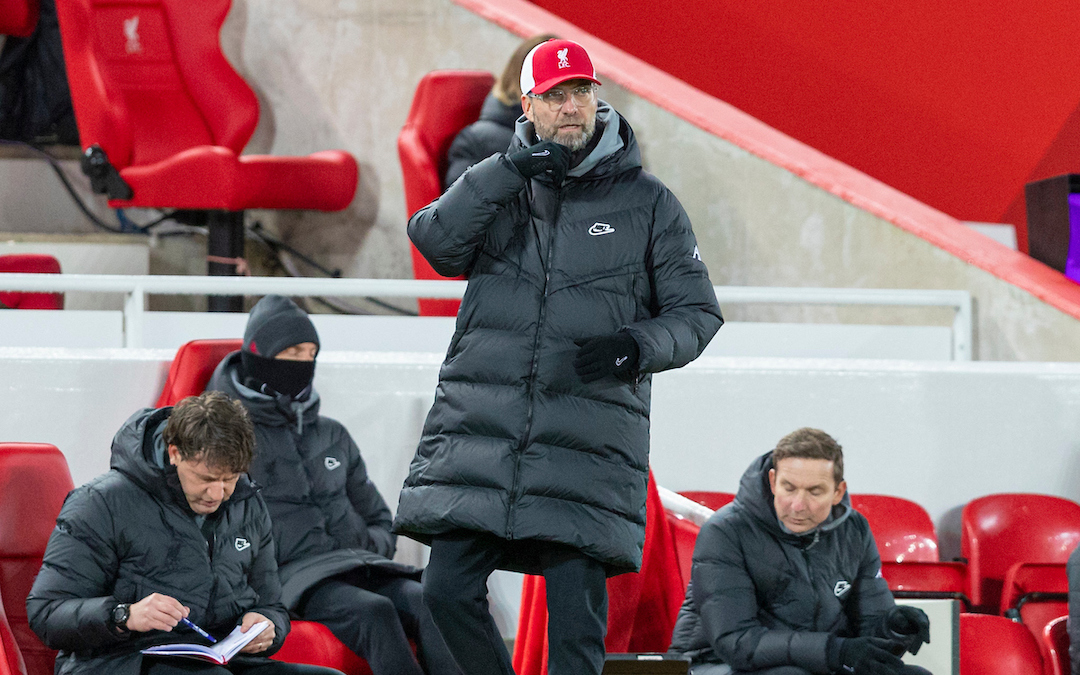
[55,0,358,309]
[1043,616,1069,675]
[677,491,735,512]
[962,493,1080,612]
[999,562,1067,674]
[849,493,967,600]
[0,443,74,675]
[155,339,242,406]
[398,70,494,316]
[960,613,1044,675]
[0,0,38,36]
[0,255,62,310]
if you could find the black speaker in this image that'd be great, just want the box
[1024,174,1080,282]
[601,653,691,674]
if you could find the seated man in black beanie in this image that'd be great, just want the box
[208,295,461,675]
[669,428,933,675]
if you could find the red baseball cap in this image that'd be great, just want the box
[519,39,601,95]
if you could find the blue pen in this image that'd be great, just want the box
[180,617,217,644]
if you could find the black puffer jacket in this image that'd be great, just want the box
[26,407,290,675]
[209,353,420,609]
[443,92,520,188]
[394,103,724,574]
[668,453,895,673]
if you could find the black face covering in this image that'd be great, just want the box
[241,351,315,399]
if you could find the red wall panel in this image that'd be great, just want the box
[529,0,1080,251]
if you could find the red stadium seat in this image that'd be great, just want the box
[677,491,735,512]
[960,613,1044,675]
[0,255,62,310]
[962,494,1080,612]
[665,512,700,592]
[0,584,27,675]
[272,621,372,675]
[0,0,38,36]
[155,339,242,407]
[849,493,967,601]
[513,471,685,675]
[0,444,74,675]
[999,562,1067,674]
[397,70,494,316]
[54,0,358,310]
[1043,616,1069,675]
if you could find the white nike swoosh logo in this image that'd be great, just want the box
[532,150,550,157]
[615,356,628,366]
[589,223,615,236]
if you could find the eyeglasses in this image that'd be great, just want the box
[528,84,597,110]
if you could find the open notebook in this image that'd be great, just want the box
[141,621,270,665]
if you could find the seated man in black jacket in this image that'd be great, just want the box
[208,295,460,675]
[26,391,342,675]
[669,428,932,675]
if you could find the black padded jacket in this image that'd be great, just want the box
[26,407,290,675]
[668,452,896,673]
[394,103,724,574]
[209,353,420,610]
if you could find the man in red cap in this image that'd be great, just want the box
[397,38,724,675]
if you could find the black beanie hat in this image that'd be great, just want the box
[243,295,320,357]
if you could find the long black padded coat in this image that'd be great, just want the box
[26,407,290,675]
[209,352,420,610]
[393,103,724,574]
[668,452,897,673]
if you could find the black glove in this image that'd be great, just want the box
[508,141,571,183]
[884,605,931,655]
[838,637,906,674]
[573,332,640,384]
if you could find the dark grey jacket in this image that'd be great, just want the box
[209,353,420,610]
[26,407,290,675]
[443,92,520,189]
[394,103,724,574]
[669,453,895,673]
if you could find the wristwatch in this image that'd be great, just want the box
[110,603,131,634]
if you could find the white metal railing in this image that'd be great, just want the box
[0,274,973,359]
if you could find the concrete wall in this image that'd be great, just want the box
[210,0,1080,362]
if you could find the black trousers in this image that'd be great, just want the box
[142,658,343,675]
[423,531,609,675]
[298,572,461,675]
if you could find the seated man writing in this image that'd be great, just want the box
[669,428,932,675]
[27,391,341,675]
[208,295,459,675]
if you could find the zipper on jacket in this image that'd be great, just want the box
[507,180,563,540]
[801,529,822,627]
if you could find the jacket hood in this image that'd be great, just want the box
[109,406,256,510]
[734,451,852,541]
[211,351,322,432]
[480,92,523,130]
[511,101,640,181]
